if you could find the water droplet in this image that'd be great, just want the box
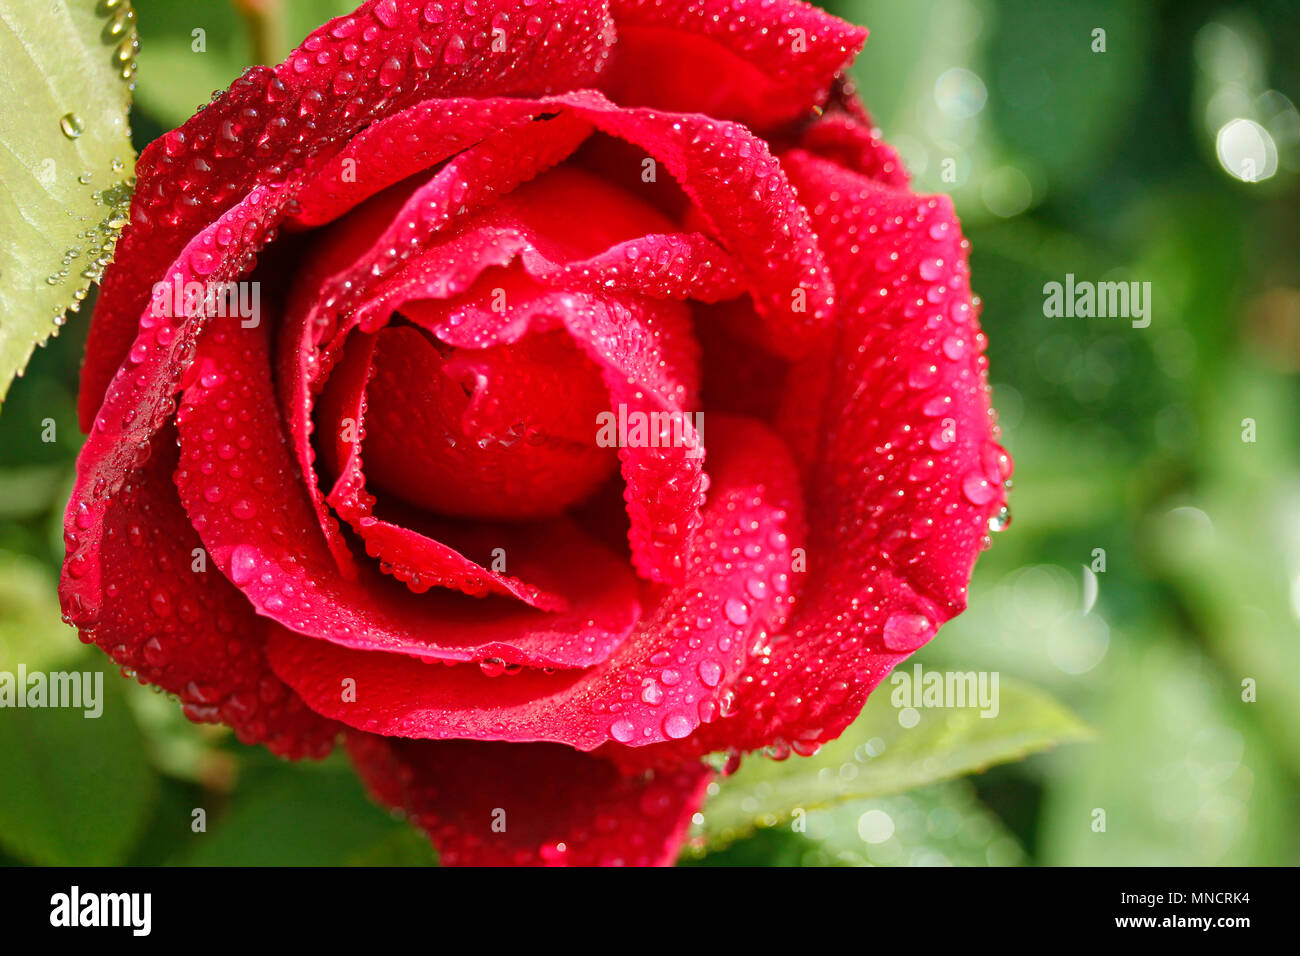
[919,258,944,281]
[443,33,466,64]
[989,504,1012,532]
[724,597,749,626]
[59,113,84,139]
[663,713,692,739]
[962,471,997,505]
[229,545,257,585]
[697,659,722,688]
[882,612,935,652]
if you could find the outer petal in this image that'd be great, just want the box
[346,732,710,866]
[603,0,866,129]
[80,0,619,426]
[688,151,1010,756]
[174,319,639,669]
[62,183,293,666]
[265,415,803,750]
[60,428,338,758]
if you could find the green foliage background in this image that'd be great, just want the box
[1,0,1297,866]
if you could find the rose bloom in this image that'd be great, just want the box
[61,0,1010,866]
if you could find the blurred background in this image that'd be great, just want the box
[1,0,1297,866]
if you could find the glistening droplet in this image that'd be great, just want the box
[60,113,84,139]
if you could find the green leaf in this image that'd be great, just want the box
[687,780,1025,867]
[0,654,158,865]
[178,763,432,866]
[801,781,1027,866]
[0,0,136,403]
[697,674,1090,849]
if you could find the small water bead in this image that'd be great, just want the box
[882,612,935,652]
[59,113,84,139]
[791,739,821,757]
[378,55,405,87]
[988,505,1012,533]
[228,545,258,585]
[961,471,997,506]
[443,33,467,64]
[609,718,635,743]
[723,597,749,626]
[372,0,399,27]
[663,713,693,739]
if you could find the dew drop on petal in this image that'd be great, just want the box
[882,612,935,652]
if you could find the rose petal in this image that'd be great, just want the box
[551,91,835,358]
[341,166,710,583]
[603,0,866,129]
[265,415,803,749]
[174,319,640,669]
[346,732,710,866]
[680,151,1011,755]
[399,287,707,585]
[337,325,617,520]
[289,98,582,229]
[62,183,294,651]
[328,91,834,359]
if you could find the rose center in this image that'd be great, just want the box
[343,323,618,521]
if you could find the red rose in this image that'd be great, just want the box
[61,0,1010,866]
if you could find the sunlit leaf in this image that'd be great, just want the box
[0,0,136,403]
[688,779,1025,866]
[698,675,1089,848]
